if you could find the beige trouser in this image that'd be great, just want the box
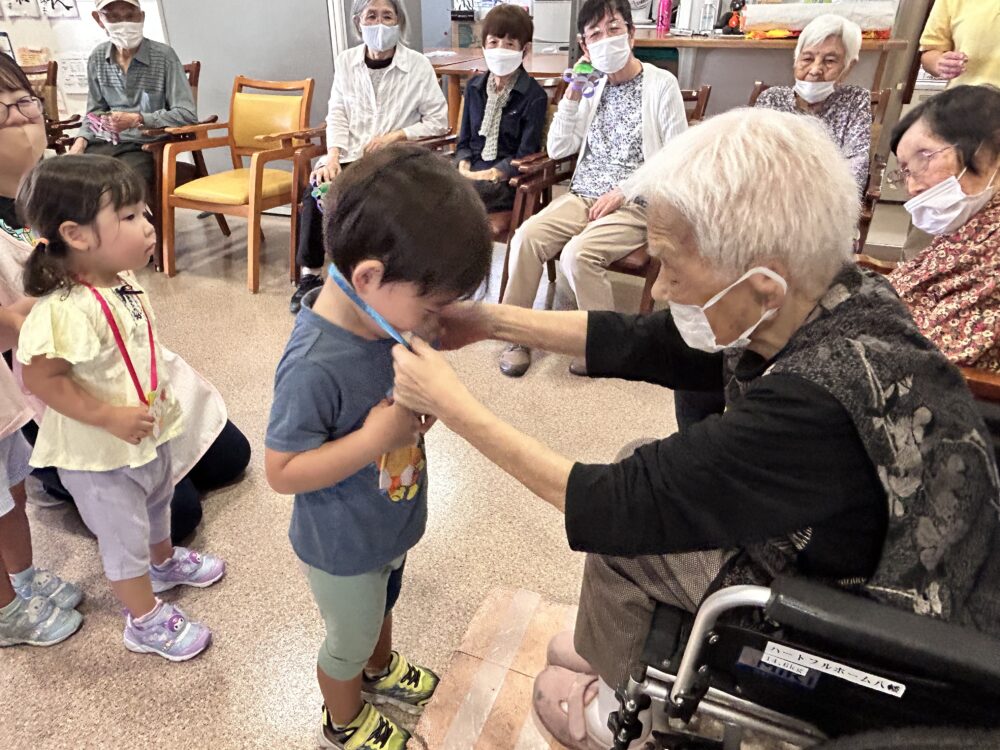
[502,193,648,311]
[574,549,735,688]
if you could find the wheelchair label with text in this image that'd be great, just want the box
[761,642,907,698]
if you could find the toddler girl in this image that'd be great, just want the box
[16,155,224,661]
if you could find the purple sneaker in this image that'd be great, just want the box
[150,547,226,594]
[123,600,211,661]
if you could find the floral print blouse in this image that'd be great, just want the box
[889,192,1000,372]
[755,84,872,195]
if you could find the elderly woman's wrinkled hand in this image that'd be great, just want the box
[311,161,341,185]
[392,337,468,420]
[364,130,404,155]
[437,302,494,350]
[588,188,625,221]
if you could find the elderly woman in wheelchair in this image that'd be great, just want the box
[390,107,1000,750]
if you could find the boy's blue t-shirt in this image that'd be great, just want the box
[265,307,427,577]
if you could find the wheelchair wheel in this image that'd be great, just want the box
[816,726,1000,750]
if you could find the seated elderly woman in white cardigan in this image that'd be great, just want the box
[289,0,448,314]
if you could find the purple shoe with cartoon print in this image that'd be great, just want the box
[123,600,211,661]
[149,546,226,594]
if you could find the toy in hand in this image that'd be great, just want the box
[85,112,121,145]
[311,178,331,213]
[562,60,601,98]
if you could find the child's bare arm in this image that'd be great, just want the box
[22,355,154,444]
[266,399,425,495]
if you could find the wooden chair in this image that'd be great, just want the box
[856,254,1000,401]
[498,84,713,314]
[19,61,81,154]
[160,76,315,292]
[748,81,892,251]
[140,61,230,271]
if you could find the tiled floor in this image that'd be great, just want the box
[0,210,676,749]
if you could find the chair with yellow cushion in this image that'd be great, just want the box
[160,76,314,292]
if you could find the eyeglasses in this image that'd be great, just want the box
[0,96,44,126]
[886,145,954,189]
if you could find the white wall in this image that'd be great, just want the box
[1,0,164,115]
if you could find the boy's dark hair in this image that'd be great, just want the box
[18,155,147,297]
[323,145,492,300]
[578,0,634,36]
[481,4,534,48]
[891,84,1000,177]
[0,52,35,96]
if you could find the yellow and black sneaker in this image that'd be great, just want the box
[318,702,410,750]
[361,651,440,714]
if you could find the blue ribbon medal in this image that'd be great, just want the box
[327,263,410,349]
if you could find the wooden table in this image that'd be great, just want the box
[428,48,571,132]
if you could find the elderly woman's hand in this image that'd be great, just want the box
[588,188,625,221]
[311,159,341,185]
[364,130,406,154]
[437,302,495,350]
[392,337,469,420]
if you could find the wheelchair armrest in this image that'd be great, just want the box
[766,576,1000,689]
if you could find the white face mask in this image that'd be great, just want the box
[483,48,523,78]
[361,23,400,53]
[668,267,788,354]
[586,33,632,75]
[794,78,836,104]
[904,166,999,236]
[104,21,144,50]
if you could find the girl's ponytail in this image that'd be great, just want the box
[23,238,73,297]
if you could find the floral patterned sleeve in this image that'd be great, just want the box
[836,87,873,196]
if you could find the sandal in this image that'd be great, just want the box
[546,630,596,674]
[532,665,605,750]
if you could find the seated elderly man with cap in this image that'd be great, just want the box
[66,0,198,186]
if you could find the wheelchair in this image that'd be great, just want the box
[608,577,1000,750]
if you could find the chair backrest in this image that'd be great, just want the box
[183,61,201,107]
[228,76,314,162]
[681,85,712,124]
[747,80,770,107]
[868,88,891,161]
[20,61,59,121]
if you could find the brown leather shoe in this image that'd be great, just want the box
[500,345,531,377]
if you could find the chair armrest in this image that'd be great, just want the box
[765,576,1000,688]
[855,254,897,276]
[49,114,81,130]
[511,155,578,192]
[413,133,458,151]
[962,367,1000,402]
[143,115,218,140]
[255,125,326,149]
[164,121,229,137]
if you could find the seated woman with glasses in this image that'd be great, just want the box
[754,14,871,196]
[886,84,1000,375]
[885,84,1000,455]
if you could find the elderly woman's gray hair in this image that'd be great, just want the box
[351,0,408,38]
[795,14,862,65]
[627,108,859,296]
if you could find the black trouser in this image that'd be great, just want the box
[471,178,516,212]
[296,161,352,271]
[22,419,251,543]
[673,389,727,433]
[84,141,156,188]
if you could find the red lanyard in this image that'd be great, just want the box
[82,281,157,406]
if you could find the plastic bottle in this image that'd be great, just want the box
[656,0,672,34]
[700,0,716,32]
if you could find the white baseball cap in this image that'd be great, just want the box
[95,0,141,10]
